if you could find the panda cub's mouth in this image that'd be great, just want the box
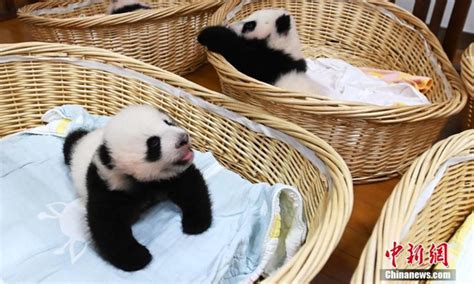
[174,148,194,166]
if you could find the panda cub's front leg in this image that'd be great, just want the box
[86,164,152,271]
[197,26,242,56]
[168,165,212,234]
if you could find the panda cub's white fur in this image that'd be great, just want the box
[229,9,304,60]
[273,70,329,95]
[70,128,104,199]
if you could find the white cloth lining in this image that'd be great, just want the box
[401,154,474,239]
[30,0,103,16]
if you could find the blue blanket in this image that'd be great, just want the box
[0,106,306,283]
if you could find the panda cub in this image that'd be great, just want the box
[107,0,151,14]
[63,105,212,271]
[198,9,331,96]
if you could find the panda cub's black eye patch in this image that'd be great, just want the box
[164,119,174,126]
[242,21,256,33]
[146,136,161,161]
[276,14,291,35]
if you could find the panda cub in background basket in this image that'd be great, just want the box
[107,0,151,14]
[198,8,331,96]
[63,105,212,272]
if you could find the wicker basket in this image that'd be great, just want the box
[352,129,474,284]
[206,0,467,183]
[0,42,353,283]
[462,43,474,129]
[17,0,228,75]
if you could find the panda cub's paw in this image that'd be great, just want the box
[198,26,237,51]
[111,244,152,272]
[182,213,212,235]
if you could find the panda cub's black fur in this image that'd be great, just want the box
[107,0,151,15]
[63,105,212,272]
[110,3,150,14]
[199,25,306,85]
[63,129,88,166]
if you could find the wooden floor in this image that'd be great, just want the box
[0,19,459,283]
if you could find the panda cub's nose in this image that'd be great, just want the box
[176,133,189,148]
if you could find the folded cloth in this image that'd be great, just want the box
[0,106,307,283]
[360,67,433,92]
[21,105,109,137]
[306,58,431,106]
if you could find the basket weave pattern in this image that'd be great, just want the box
[207,0,466,183]
[18,0,224,75]
[461,44,474,129]
[0,42,353,283]
[351,129,474,284]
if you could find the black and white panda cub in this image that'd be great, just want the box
[198,9,330,96]
[63,105,212,271]
[107,0,150,14]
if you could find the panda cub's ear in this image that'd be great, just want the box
[99,143,114,169]
[276,14,291,35]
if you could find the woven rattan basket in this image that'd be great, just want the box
[0,42,353,283]
[206,0,467,183]
[461,43,474,129]
[351,129,474,284]
[17,0,228,75]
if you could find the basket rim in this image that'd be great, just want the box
[461,43,474,98]
[351,129,474,284]
[0,41,353,282]
[206,0,467,123]
[17,0,224,28]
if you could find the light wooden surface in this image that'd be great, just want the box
[0,19,399,283]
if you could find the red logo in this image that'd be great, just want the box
[385,242,448,268]
[385,241,404,268]
[429,243,448,267]
[407,243,424,265]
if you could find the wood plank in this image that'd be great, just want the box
[0,19,33,43]
[429,0,447,35]
[413,0,431,22]
[443,0,472,60]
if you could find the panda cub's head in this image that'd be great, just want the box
[99,105,193,183]
[229,9,303,60]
